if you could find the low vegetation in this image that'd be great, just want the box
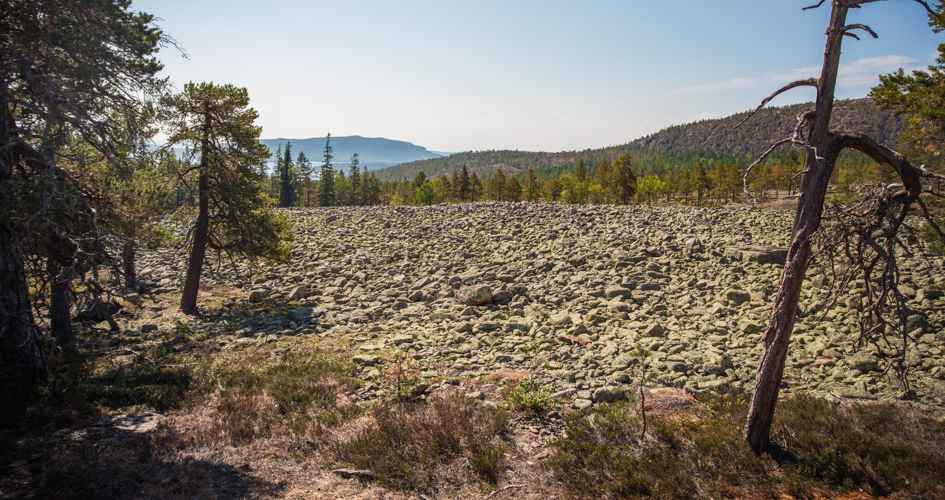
[545,391,945,499]
[334,394,509,490]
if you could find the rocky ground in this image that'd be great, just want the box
[5,202,945,500]
[133,202,945,411]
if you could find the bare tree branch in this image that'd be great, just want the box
[742,138,793,202]
[803,0,827,11]
[736,79,819,129]
[843,24,878,38]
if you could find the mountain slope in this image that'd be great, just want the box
[260,136,444,171]
[372,98,903,181]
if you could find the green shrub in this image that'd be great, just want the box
[503,376,553,410]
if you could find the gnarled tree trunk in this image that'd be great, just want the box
[743,0,934,453]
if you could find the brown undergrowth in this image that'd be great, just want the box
[544,391,945,500]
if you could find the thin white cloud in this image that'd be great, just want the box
[671,78,759,94]
[673,55,920,95]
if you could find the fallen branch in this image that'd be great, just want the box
[484,485,525,499]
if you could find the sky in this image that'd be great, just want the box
[134,0,943,153]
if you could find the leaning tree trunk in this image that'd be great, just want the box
[179,111,212,313]
[743,2,849,453]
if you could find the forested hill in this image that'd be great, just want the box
[372,98,903,181]
[635,98,902,156]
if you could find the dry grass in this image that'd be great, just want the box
[544,391,945,499]
[333,392,510,492]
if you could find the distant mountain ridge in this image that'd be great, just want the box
[371,98,904,181]
[259,136,445,171]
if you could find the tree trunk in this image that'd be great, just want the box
[744,2,848,454]
[122,241,136,290]
[0,226,49,384]
[0,92,48,384]
[48,259,73,341]
[180,172,209,312]
[180,110,212,313]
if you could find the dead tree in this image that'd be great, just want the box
[738,0,945,454]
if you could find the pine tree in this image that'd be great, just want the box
[161,82,293,312]
[505,177,523,202]
[319,133,335,207]
[525,168,540,202]
[691,160,710,205]
[349,153,361,206]
[459,165,471,201]
[612,153,637,205]
[297,152,313,206]
[278,141,295,207]
[575,158,587,182]
[0,0,170,383]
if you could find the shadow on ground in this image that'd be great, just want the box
[1,414,285,500]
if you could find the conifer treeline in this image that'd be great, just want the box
[375,147,905,206]
[154,133,910,211]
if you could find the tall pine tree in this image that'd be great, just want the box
[349,153,361,206]
[278,141,295,207]
[319,133,335,207]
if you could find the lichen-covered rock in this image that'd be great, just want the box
[456,284,492,305]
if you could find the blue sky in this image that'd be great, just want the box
[135,0,943,153]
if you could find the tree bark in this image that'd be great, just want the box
[48,259,73,341]
[179,108,212,313]
[744,1,849,453]
[0,89,49,384]
[122,241,136,290]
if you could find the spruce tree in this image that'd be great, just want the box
[349,154,361,206]
[319,133,335,207]
[470,172,483,201]
[459,165,471,201]
[505,177,523,202]
[278,141,295,207]
[297,152,313,206]
[575,158,587,182]
[612,153,637,205]
[525,168,540,202]
[450,167,460,201]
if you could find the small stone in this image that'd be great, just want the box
[725,289,751,306]
[352,355,379,366]
[572,398,593,410]
[288,284,307,301]
[125,293,142,307]
[249,289,268,303]
[141,324,158,333]
[392,334,413,345]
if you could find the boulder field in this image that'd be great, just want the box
[136,202,945,410]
